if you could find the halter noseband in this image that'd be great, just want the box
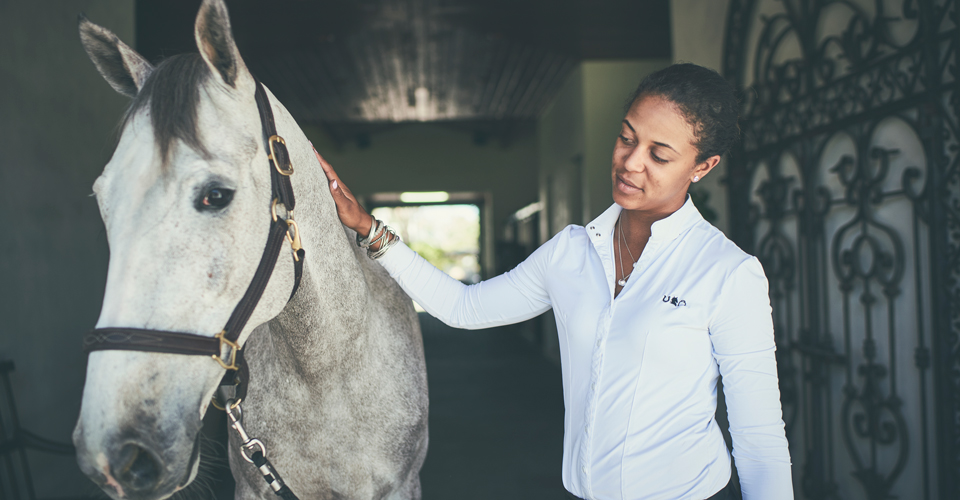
[82,79,305,371]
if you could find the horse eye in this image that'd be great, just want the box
[197,186,234,211]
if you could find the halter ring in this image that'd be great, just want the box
[212,331,240,370]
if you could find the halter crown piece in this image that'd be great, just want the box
[82,79,304,499]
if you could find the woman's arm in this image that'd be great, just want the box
[378,240,552,328]
[315,147,553,329]
[708,257,794,500]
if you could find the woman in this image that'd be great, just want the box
[315,63,792,500]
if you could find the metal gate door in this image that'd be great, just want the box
[722,1,960,498]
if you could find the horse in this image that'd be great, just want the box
[71,1,429,498]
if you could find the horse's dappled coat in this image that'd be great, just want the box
[73,1,429,499]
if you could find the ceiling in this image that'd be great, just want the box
[135,0,671,130]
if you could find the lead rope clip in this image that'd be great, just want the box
[221,394,300,499]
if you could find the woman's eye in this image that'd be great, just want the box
[197,186,235,211]
[651,151,668,164]
[619,135,633,145]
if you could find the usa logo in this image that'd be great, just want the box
[662,295,687,307]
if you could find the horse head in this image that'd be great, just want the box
[73,1,299,497]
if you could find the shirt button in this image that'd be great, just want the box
[596,339,601,347]
[591,382,596,390]
[581,465,587,473]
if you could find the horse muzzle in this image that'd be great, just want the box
[74,423,201,500]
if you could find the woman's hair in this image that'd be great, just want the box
[626,63,740,163]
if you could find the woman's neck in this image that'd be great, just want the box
[620,195,687,244]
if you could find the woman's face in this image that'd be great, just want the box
[611,95,719,216]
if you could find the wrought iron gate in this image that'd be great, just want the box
[722,1,960,499]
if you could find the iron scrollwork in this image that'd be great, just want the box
[831,146,909,498]
[724,0,960,498]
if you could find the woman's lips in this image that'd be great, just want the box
[616,175,642,193]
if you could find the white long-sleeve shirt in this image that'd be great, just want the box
[377,197,793,500]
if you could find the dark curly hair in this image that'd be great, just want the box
[625,63,740,164]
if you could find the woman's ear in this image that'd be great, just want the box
[692,155,722,182]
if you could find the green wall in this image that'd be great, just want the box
[0,0,135,494]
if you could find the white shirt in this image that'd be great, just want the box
[377,197,793,500]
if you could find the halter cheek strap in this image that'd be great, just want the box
[82,78,305,368]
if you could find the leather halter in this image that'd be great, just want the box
[82,79,305,371]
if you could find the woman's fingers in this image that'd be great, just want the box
[312,144,349,198]
[311,142,371,233]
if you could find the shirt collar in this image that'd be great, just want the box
[585,195,703,248]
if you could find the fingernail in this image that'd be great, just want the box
[332,179,338,190]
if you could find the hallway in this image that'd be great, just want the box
[417,313,566,499]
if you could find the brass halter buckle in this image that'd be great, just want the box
[268,135,294,176]
[212,331,240,370]
[271,198,302,260]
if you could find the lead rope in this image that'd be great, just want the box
[217,385,300,500]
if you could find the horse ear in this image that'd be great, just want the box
[78,14,154,98]
[194,0,253,91]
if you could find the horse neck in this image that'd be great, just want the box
[259,102,371,373]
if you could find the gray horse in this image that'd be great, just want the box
[71,1,428,498]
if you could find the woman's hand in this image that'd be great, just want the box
[314,144,375,237]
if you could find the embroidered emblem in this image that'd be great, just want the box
[662,295,687,307]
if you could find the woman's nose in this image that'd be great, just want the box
[623,149,647,173]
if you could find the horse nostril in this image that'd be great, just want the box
[114,443,163,492]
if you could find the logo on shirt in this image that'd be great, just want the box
[662,295,687,307]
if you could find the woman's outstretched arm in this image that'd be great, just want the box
[315,147,553,329]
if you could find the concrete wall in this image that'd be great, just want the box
[670,0,732,234]
[0,0,135,495]
[304,122,540,277]
[538,65,585,243]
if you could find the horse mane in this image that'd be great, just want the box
[123,53,211,163]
